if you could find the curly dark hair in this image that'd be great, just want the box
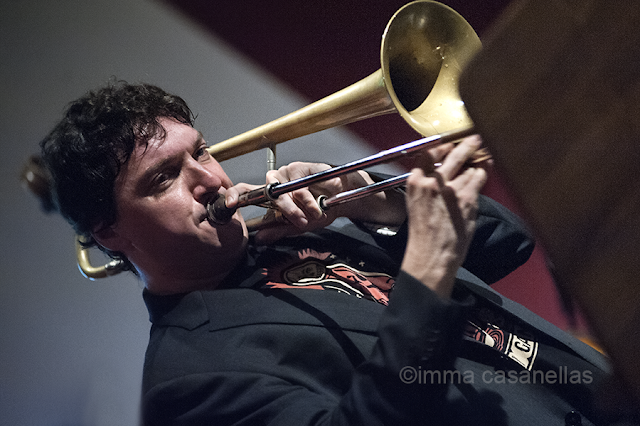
[40,81,195,272]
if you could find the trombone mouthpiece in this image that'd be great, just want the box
[206,193,236,225]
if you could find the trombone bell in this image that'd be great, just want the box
[382,0,481,137]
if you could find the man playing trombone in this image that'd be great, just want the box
[39,82,634,425]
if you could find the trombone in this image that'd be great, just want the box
[46,0,483,278]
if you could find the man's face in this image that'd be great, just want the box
[104,117,248,293]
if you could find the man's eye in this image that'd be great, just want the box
[155,173,170,184]
[154,170,177,188]
[195,146,210,160]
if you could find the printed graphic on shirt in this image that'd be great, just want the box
[465,306,539,370]
[261,248,394,305]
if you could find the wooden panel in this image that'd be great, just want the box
[460,0,640,403]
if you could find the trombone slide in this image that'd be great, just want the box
[207,127,476,225]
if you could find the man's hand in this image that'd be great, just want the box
[225,135,487,254]
[400,135,488,299]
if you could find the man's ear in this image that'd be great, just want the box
[91,225,129,253]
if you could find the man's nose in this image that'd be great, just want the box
[188,160,222,203]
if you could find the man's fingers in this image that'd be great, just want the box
[447,166,487,193]
[291,190,324,221]
[445,167,487,223]
[413,143,453,174]
[436,135,483,181]
[224,183,261,208]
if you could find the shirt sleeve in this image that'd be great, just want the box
[463,195,535,283]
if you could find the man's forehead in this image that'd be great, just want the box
[125,134,168,175]
[130,120,201,164]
